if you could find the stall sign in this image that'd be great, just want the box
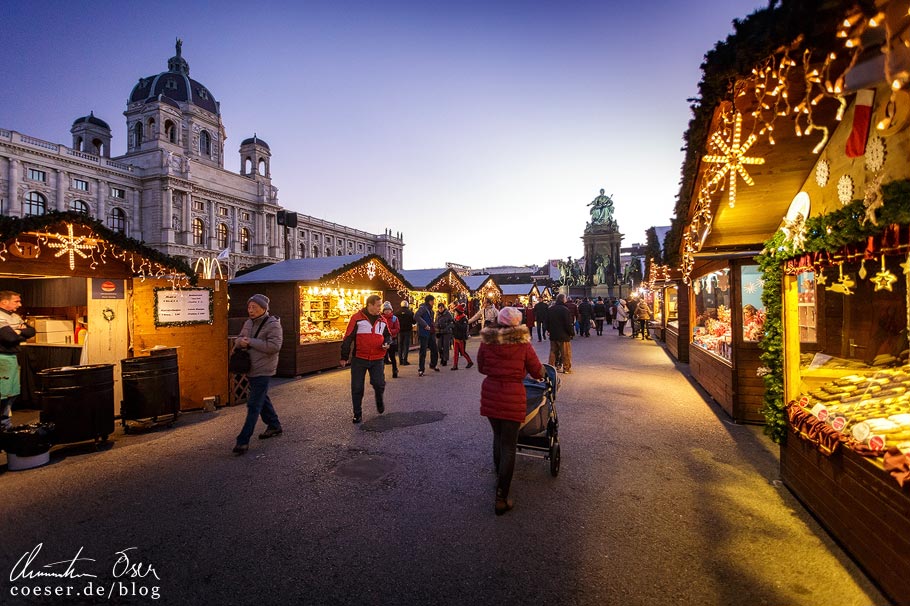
[154,287,213,326]
[91,278,125,300]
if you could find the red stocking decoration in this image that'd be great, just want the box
[845,89,875,158]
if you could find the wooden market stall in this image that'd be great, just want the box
[498,283,540,307]
[399,268,470,308]
[646,264,688,351]
[671,2,910,602]
[0,212,227,421]
[464,275,501,304]
[228,254,411,377]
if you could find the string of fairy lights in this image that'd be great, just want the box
[0,222,191,287]
[681,3,910,284]
[428,272,469,297]
[323,258,412,299]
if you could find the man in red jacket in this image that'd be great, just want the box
[341,295,391,423]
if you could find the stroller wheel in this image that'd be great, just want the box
[549,442,561,477]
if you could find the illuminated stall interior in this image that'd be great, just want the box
[399,268,470,310]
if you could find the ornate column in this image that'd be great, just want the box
[7,159,20,215]
[162,187,174,244]
[56,169,67,211]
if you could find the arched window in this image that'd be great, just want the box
[92,139,103,155]
[25,192,47,216]
[75,137,83,152]
[165,120,176,144]
[134,122,143,146]
[70,199,90,214]
[392,259,398,270]
[258,159,266,176]
[192,218,205,245]
[325,247,331,257]
[217,223,229,249]
[337,248,342,256]
[298,242,306,258]
[241,228,251,253]
[199,130,211,156]
[244,158,252,175]
[147,118,155,134]
[108,207,126,233]
[312,245,319,258]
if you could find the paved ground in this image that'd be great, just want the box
[0,329,889,605]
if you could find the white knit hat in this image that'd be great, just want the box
[497,306,522,327]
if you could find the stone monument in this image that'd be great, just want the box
[582,189,623,298]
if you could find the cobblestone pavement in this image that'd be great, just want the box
[0,330,888,605]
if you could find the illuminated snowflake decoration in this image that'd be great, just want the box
[865,136,886,173]
[46,223,94,270]
[365,260,377,280]
[815,159,830,188]
[703,112,765,208]
[744,281,757,294]
[837,175,854,206]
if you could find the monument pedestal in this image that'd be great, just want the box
[583,226,623,296]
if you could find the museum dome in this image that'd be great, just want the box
[128,40,219,115]
[241,136,269,150]
[72,111,110,130]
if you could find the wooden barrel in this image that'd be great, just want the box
[36,364,115,444]
[120,354,180,420]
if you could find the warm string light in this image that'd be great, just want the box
[703,111,766,209]
[325,259,411,299]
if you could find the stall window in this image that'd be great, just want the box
[740,264,765,342]
[70,199,90,214]
[797,271,817,343]
[241,228,251,253]
[299,286,382,344]
[25,191,47,216]
[192,218,205,245]
[692,268,732,361]
[217,223,229,249]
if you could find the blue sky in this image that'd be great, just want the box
[0,0,767,269]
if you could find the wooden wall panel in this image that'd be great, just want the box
[131,278,228,410]
[689,346,733,416]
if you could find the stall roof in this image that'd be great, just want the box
[499,283,536,297]
[229,254,405,285]
[400,268,449,289]
[463,275,492,290]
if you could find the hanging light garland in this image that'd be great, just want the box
[323,256,411,298]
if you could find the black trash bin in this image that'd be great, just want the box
[1,423,55,470]
[120,354,180,428]
[36,364,115,444]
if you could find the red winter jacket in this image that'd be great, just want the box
[477,324,543,423]
[341,309,390,361]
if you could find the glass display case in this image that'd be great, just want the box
[691,268,732,361]
[666,285,678,328]
[299,287,381,344]
[797,271,817,343]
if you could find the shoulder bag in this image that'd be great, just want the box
[229,316,269,374]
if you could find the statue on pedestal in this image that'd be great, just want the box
[587,189,618,231]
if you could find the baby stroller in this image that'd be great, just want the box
[517,363,560,476]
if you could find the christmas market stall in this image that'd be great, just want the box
[645,262,688,353]
[399,268,470,308]
[0,212,226,443]
[671,2,910,602]
[228,254,410,376]
[498,283,541,307]
[464,275,502,305]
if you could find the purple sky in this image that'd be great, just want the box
[1,0,766,269]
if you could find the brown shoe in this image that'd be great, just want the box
[495,491,514,516]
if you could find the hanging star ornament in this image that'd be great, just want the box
[900,253,910,275]
[871,256,898,292]
[703,112,766,208]
[815,270,828,285]
[863,172,885,226]
[45,223,95,270]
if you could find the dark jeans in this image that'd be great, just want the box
[594,318,605,335]
[398,331,413,363]
[385,341,398,375]
[617,320,627,336]
[350,357,385,417]
[236,375,281,446]
[418,334,438,372]
[536,321,547,341]
[488,418,521,498]
[437,334,452,365]
[638,319,650,339]
[580,317,591,337]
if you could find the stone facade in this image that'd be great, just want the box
[0,43,404,275]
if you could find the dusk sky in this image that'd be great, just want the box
[1,0,767,270]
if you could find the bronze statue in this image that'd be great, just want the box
[587,189,614,226]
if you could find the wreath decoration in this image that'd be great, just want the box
[102,308,115,322]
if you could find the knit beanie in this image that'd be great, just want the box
[497,306,522,327]
[382,301,393,311]
[248,294,270,310]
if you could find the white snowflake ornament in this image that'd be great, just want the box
[815,159,830,188]
[837,175,855,206]
[865,136,886,173]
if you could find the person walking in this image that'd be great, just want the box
[566,297,580,335]
[578,297,593,338]
[469,298,499,328]
[232,294,284,455]
[593,297,607,336]
[435,302,454,366]
[533,297,549,342]
[477,306,544,516]
[397,301,415,365]
[615,298,630,336]
[451,304,474,370]
[382,301,400,378]
[547,294,575,374]
[635,298,653,340]
[414,295,439,377]
[340,294,391,423]
[627,298,639,338]
[0,291,35,429]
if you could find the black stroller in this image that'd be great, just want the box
[517,363,560,476]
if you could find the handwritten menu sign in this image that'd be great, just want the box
[155,288,212,325]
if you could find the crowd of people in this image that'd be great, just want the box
[232,289,658,515]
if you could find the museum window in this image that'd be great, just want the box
[134,122,143,145]
[75,136,83,152]
[199,130,211,156]
[325,247,331,257]
[312,245,319,258]
[147,118,155,136]
[107,207,126,234]
[358,243,363,252]
[110,187,125,199]
[193,200,205,212]
[27,168,46,182]
[217,223,229,249]
[70,200,89,214]
[241,211,250,221]
[165,120,176,144]
[241,228,251,253]
[24,191,47,216]
[192,218,205,245]
[73,178,89,192]
[298,242,306,258]
[91,139,103,155]
[258,159,266,176]
[218,206,229,217]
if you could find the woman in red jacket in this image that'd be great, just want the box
[478,306,544,515]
